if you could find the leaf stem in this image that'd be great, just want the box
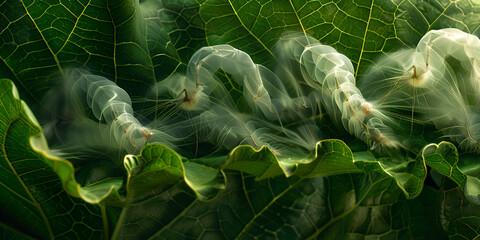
[101,205,109,240]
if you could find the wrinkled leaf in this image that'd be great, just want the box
[224,139,428,199]
[353,151,428,199]
[114,172,437,239]
[0,79,108,239]
[124,144,225,202]
[223,139,361,180]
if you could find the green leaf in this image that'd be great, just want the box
[439,177,480,240]
[223,139,361,180]
[110,144,227,239]
[124,143,226,202]
[465,176,480,204]
[0,0,155,108]
[420,142,480,204]
[457,154,480,203]
[422,142,467,187]
[32,140,225,206]
[116,172,433,239]
[124,145,184,201]
[353,151,428,199]
[198,0,480,77]
[0,78,107,239]
[29,126,125,206]
[4,0,480,238]
[183,161,226,201]
[294,139,362,177]
[224,139,428,199]
[222,144,286,179]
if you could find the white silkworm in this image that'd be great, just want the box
[66,69,153,153]
[184,45,278,120]
[148,45,324,157]
[275,33,402,153]
[361,29,480,152]
[46,28,480,160]
[416,29,480,104]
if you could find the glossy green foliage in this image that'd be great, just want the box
[0,79,112,239]
[2,0,480,239]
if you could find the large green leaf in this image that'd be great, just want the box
[3,0,480,239]
[199,0,480,77]
[0,78,110,239]
[0,78,227,239]
[0,0,155,108]
[223,139,361,180]
[222,140,480,203]
[110,171,441,239]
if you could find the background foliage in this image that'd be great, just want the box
[1,0,480,239]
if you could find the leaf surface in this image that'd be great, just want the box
[0,0,155,108]
[199,0,480,77]
[113,172,436,239]
[439,178,480,240]
[0,78,107,239]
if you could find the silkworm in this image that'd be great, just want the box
[66,69,153,153]
[361,29,480,152]
[46,29,480,159]
[147,45,324,157]
[274,33,402,153]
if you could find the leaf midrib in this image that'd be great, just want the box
[289,0,310,45]
[227,0,276,61]
[355,0,374,77]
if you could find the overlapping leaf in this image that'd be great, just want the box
[224,139,480,204]
[123,144,226,202]
[0,79,108,239]
[0,76,450,239]
[224,139,426,199]
[113,172,439,239]
[421,143,480,204]
[0,79,227,238]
